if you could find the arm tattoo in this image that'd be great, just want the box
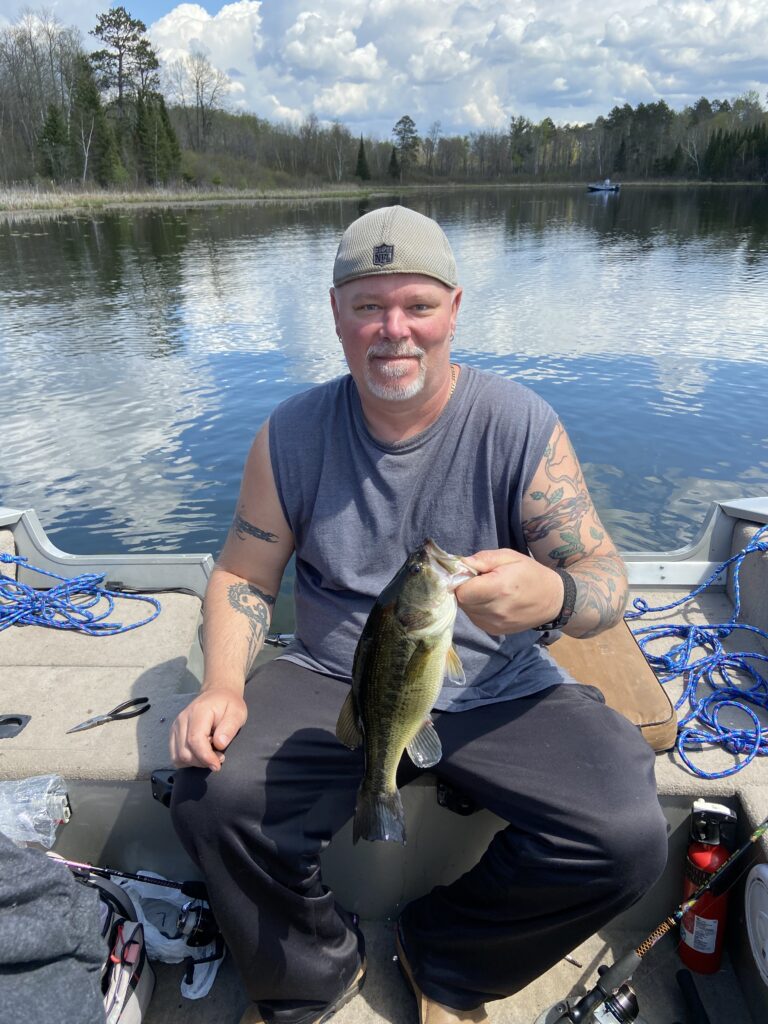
[569,556,629,638]
[227,582,276,673]
[523,494,595,559]
[232,510,278,544]
[523,428,602,567]
[523,423,626,637]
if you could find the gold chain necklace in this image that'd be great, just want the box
[449,363,457,398]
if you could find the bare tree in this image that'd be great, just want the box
[328,120,350,182]
[167,49,229,150]
[0,9,82,174]
[683,134,701,176]
[423,120,441,174]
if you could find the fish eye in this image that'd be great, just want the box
[409,563,422,574]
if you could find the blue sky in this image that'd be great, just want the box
[2,1,766,137]
[114,2,219,24]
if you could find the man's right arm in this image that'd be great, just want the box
[170,420,295,770]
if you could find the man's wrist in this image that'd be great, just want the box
[201,677,246,696]
[535,568,577,631]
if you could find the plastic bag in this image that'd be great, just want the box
[114,872,224,999]
[0,774,70,847]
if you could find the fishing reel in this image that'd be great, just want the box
[589,983,641,1023]
[176,899,220,947]
[534,965,644,1024]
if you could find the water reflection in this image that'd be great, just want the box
[1,186,767,555]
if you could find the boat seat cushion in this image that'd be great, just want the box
[548,619,677,752]
[0,591,202,782]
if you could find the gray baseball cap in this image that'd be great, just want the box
[332,206,458,288]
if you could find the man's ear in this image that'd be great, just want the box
[450,286,463,333]
[329,286,340,333]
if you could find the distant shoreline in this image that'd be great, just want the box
[0,179,763,217]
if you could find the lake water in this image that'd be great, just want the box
[1,185,767,560]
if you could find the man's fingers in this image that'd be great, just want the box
[457,560,516,605]
[170,694,248,771]
[212,708,246,752]
[461,548,522,573]
[173,706,221,771]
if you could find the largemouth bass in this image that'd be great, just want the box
[335,539,476,844]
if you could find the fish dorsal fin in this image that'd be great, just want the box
[444,644,467,686]
[406,716,442,768]
[335,689,362,749]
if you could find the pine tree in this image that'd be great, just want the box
[38,104,69,180]
[392,115,419,181]
[388,146,400,180]
[703,129,726,180]
[90,6,148,117]
[613,137,626,173]
[355,135,371,180]
[157,94,181,178]
[89,5,164,182]
[136,92,180,184]
[93,114,125,186]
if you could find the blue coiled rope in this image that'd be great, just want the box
[626,524,768,779]
[0,554,161,636]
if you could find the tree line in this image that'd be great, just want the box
[1,7,766,191]
[2,8,179,186]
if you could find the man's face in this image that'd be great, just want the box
[330,274,462,402]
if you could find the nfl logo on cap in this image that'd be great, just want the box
[372,243,394,266]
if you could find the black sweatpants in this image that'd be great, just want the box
[171,659,667,1022]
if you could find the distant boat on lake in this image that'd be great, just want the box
[588,178,621,192]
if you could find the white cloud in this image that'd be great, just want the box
[459,79,508,129]
[283,12,383,80]
[2,0,766,135]
[407,35,475,84]
[313,81,375,118]
[266,95,304,123]
[151,1,264,65]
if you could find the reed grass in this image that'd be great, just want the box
[0,183,377,215]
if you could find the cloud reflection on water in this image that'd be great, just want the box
[1,187,767,554]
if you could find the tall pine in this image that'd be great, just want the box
[355,135,371,180]
[388,146,400,180]
[38,104,69,180]
[70,55,125,185]
[136,92,180,184]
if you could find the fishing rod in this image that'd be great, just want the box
[46,852,209,900]
[535,813,768,1024]
[48,853,222,947]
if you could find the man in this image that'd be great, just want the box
[170,206,667,1024]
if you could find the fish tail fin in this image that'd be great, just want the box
[353,787,406,845]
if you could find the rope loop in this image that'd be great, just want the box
[0,554,160,636]
[628,523,768,779]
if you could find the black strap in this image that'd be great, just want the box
[535,567,577,631]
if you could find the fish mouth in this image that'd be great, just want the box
[423,539,477,589]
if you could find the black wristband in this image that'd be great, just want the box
[535,568,577,631]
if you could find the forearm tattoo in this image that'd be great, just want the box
[227,582,276,673]
[569,556,629,638]
[232,508,278,544]
[523,424,627,637]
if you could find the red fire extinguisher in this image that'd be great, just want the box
[679,799,737,973]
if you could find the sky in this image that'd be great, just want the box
[2,1,767,138]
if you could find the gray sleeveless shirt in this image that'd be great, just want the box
[268,364,574,710]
